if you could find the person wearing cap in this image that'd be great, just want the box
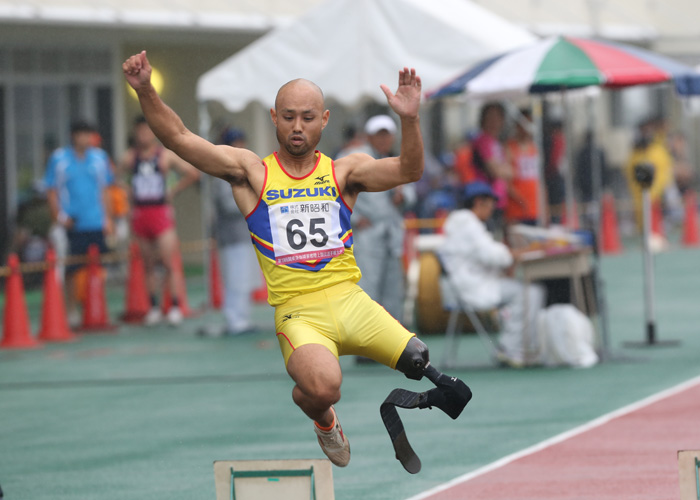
[118,115,200,326]
[335,114,415,323]
[438,181,545,367]
[198,128,261,337]
[44,120,114,325]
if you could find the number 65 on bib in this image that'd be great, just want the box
[268,201,345,265]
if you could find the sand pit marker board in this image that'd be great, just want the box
[678,450,700,500]
[213,459,334,500]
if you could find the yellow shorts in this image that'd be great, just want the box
[274,281,414,369]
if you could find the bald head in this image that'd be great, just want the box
[271,78,329,158]
[275,79,325,111]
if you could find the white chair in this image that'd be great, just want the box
[435,253,503,369]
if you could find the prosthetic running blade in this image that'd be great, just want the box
[381,367,472,474]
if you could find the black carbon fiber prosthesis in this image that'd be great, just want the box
[381,338,472,473]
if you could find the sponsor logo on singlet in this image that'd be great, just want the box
[265,186,337,202]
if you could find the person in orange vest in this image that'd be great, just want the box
[452,132,477,187]
[504,109,540,227]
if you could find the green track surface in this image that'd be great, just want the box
[2,245,700,499]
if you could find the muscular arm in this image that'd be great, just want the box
[123,51,261,189]
[342,68,424,196]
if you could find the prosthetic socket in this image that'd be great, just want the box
[380,337,472,474]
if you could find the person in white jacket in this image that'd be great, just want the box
[439,181,545,366]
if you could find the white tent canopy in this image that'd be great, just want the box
[196,0,536,112]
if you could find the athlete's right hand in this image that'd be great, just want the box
[123,51,152,93]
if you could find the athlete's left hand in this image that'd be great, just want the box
[380,68,421,120]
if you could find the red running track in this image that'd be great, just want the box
[410,376,700,500]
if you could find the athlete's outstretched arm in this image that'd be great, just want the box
[122,51,259,183]
[344,68,424,193]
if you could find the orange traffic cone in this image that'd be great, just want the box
[600,193,623,255]
[37,248,77,342]
[121,242,150,323]
[80,244,117,332]
[209,243,223,310]
[682,190,700,247]
[161,245,194,316]
[252,272,268,303]
[1,254,42,349]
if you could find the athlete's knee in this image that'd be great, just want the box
[295,382,340,410]
[396,337,430,381]
[293,370,342,408]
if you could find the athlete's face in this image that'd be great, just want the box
[271,80,329,157]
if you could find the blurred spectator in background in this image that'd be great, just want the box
[664,130,694,226]
[471,102,511,232]
[574,129,610,230]
[198,128,261,338]
[624,117,673,249]
[668,130,695,195]
[452,131,477,189]
[414,152,460,221]
[504,109,540,227]
[12,185,53,288]
[44,120,114,325]
[543,118,566,224]
[333,123,365,159]
[336,114,415,323]
[118,116,200,326]
[439,181,545,367]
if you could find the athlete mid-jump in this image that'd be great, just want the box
[123,51,471,473]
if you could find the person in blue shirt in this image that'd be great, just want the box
[44,120,114,325]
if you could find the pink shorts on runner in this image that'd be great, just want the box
[131,205,174,239]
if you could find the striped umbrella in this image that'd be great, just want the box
[429,35,700,98]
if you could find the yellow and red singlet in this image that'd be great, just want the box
[245,151,361,306]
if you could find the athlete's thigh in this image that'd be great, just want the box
[335,285,414,368]
[274,300,339,367]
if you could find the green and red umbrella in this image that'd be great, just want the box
[430,35,700,98]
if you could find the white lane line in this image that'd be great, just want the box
[406,373,700,500]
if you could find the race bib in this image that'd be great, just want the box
[268,201,345,265]
[132,162,165,202]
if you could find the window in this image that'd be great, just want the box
[0,46,115,259]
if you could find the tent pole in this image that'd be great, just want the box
[532,98,546,227]
[585,92,613,360]
[588,93,602,240]
[198,102,213,308]
[562,89,576,229]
